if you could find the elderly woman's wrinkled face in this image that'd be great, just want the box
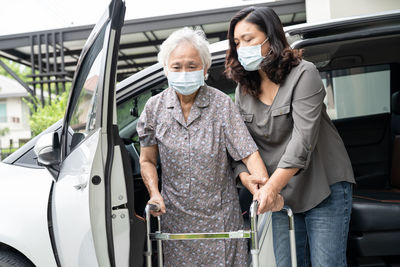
[167,42,206,74]
[165,42,208,96]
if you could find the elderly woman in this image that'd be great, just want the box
[137,27,282,266]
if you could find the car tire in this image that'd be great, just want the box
[0,250,34,267]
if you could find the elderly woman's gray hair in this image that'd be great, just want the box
[158,27,212,70]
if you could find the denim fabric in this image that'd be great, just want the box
[272,181,353,267]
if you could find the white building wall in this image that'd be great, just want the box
[0,97,31,149]
[306,0,400,23]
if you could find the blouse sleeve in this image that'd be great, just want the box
[231,85,251,178]
[277,64,326,172]
[136,97,157,147]
[223,96,258,162]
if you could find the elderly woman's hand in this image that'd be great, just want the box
[239,172,268,195]
[148,193,166,217]
[253,183,284,214]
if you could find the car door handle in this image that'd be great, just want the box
[74,181,88,190]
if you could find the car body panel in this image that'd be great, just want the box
[52,129,102,266]
[0,162,57,267]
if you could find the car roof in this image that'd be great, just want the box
[285,10,400,39]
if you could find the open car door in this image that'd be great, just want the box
[42,0,144,266]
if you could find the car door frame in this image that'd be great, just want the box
[50,0,127,266]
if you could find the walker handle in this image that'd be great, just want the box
[148,203,160,212]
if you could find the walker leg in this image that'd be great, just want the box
[282,207,297,267]
[250,201,259,267]
[145,205,152,267]
[156,216,163,267]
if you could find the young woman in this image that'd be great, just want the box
[225,6,355,267]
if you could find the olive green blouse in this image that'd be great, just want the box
[234,60,355,213]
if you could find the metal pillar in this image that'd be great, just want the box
[26,31,70,107]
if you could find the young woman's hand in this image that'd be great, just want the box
[254,183,284,214]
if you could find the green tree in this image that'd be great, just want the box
[25,90,69,137]
[0,58,30,83]
[0,127,9,136]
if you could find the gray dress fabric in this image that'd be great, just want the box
[234,60,355,213]
[137,85,258,266]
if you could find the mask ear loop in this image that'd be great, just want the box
[261,37,269,46]
[261,37,272,58]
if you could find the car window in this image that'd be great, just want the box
[320,64,390,120]
[0,102,6,122]
[206,64,237,101]
[117,79,168,153]
[117,83,166,131]
[65,26,107,156]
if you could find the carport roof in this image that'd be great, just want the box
[0,0,305,82]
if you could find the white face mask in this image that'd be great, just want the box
[237,38,269,71]
[167,69,205,95]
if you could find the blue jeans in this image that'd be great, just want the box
[272,181,353,267]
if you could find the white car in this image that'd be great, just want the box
[1,1,399,266]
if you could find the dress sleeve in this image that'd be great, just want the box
[136,97,157,147]
[277,64,326,172]
[231,85,251,178]
[224,96,258,162]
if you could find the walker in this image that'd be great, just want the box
[144,201,297,267]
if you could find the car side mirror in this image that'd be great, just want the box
[34,131,61,168]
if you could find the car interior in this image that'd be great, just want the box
[301,32,400,265]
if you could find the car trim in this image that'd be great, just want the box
[47,181,61,267]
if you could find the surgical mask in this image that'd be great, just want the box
[237,38,269,71]
[167,69,205,95]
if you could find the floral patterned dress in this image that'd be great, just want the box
[137,85,258,266]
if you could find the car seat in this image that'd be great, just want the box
[348,91,400,258]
